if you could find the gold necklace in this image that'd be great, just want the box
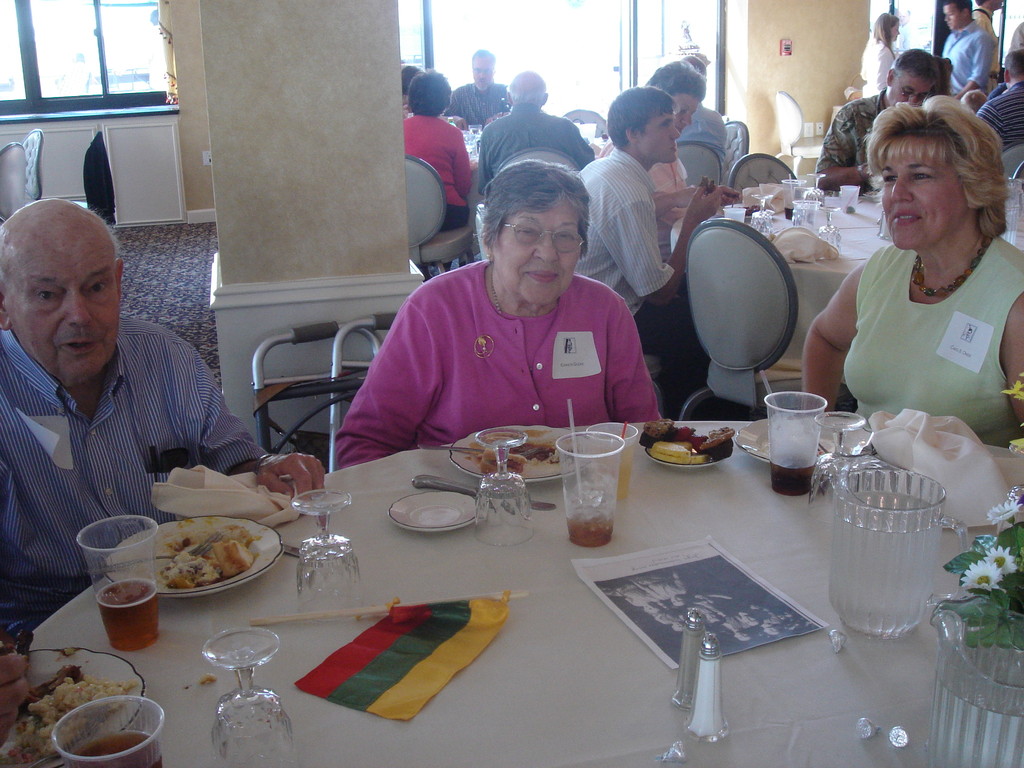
[486,266,504,314]
[911,238,991,297]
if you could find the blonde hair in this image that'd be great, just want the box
[867,96,1007,240]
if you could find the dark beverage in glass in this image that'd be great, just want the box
[770,463,814,496]
[97,578,159,651]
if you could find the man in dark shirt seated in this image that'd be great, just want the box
[445,49,509,128]
[477,70,595,192]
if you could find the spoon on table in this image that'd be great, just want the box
[412,475,557,511]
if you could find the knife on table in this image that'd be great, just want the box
[412,474,557,511]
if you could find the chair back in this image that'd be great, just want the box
[21,129,43,200]
[499,147,581,173]
[676,141,723,185]
[1014,160,1024,180]
[775,91,804,155]
[404,155,445,252]
[683,219,797,413]
[723,120,749,178]
[563,109,607,138]
[727,152,795,190]
[0,142,29,222]
[1002,143,1024,177]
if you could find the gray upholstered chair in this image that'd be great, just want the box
[21,129,43,201]
[562,109,607,138]
[727,152,796,191]
[498,147,582,173]
[0,142,29,222]
[1002,143,1024,177]
[681,218,798,418]
[404,155,474,278]
[676,141,723,185]
[722,120,749,180]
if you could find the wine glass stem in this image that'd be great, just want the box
[495,444,509,475]
[236,666,255,692]
[317,511,330,538]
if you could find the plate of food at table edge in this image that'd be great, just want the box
[640,419,736,469]
[449,425,568,482]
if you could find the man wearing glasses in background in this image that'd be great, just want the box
[445,49,509,128]
[816,49,940,192]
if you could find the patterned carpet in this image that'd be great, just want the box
[116,222,221,381]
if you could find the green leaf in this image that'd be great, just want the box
[971,534,996,553]
[944,550,985,575]
[995,523,1024,553]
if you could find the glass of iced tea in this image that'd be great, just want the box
[76,515,160,651]
[52,695,164,768]
[764,392,827,496]
[556,431,624,546]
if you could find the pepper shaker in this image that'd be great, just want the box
[686,632,728,742]
[671,608,704,710]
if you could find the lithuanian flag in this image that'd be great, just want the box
[294,597,509,720]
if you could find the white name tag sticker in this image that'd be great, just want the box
[17,409,74,469]
[552,331,601,379]
[935,311,994,374]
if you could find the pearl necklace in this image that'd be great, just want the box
[911,238,991,297]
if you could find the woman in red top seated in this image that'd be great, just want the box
[404,71,473,231]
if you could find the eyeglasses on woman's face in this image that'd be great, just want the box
[502,223,584,253]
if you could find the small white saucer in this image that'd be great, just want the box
[388,492,476,533]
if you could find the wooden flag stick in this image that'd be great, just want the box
[250,590,529,627]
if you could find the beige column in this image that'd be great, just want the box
[200,0,421,430]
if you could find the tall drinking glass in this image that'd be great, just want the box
[556,432,624,547]
[76,516,159,651]
[764,391,827,496]
[586,422,640,500]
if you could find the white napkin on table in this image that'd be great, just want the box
[741,184,785,213]
[771,227,839,262]
[867,410,1024,527]
[151,466,299,527]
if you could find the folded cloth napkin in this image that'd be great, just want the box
[151,466,298,527]
[771,226,840,262]
[868,409,1024,527]
[295,597,510,720]
[741,183,785,213]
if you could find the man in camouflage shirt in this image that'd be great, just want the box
[816,49,939,191]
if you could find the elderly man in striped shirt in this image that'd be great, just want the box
[0,200,324,634]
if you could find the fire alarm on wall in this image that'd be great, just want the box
[780,39,793,56]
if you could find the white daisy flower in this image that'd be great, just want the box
[986,546,1019,575]
[962,561,1003,591]
[986,501,1018,526]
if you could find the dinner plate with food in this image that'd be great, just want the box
[449,425,567,482]
[639,420,736,468]
[155,516,283,597]
[0,647,145,765]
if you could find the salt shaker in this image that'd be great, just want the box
[685,632,728,742]
[671,608,705,709]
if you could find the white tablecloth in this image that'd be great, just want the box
[34,429,971,768]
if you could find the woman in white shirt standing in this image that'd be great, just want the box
[861,13,900,97]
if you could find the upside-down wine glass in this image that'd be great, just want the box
[818,206,842,255]
[802,173,826,204]
[202,627,298,768]
[474,428,534,545]
[292,489,361,610]
[808,411,869,502]
[750,192,776,237]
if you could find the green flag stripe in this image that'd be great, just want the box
[327,601,472,709]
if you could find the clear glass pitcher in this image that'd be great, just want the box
[928,600,1024,768]
[829,467,967,638]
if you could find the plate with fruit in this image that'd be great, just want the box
[639,420,735,468]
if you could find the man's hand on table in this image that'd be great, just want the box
[0,654,29,744]
[251,453,325,495]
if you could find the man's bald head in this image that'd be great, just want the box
[508,71,548,108]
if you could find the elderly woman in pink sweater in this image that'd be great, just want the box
[335,160,660,468]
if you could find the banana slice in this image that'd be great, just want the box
[649,441,710,465]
